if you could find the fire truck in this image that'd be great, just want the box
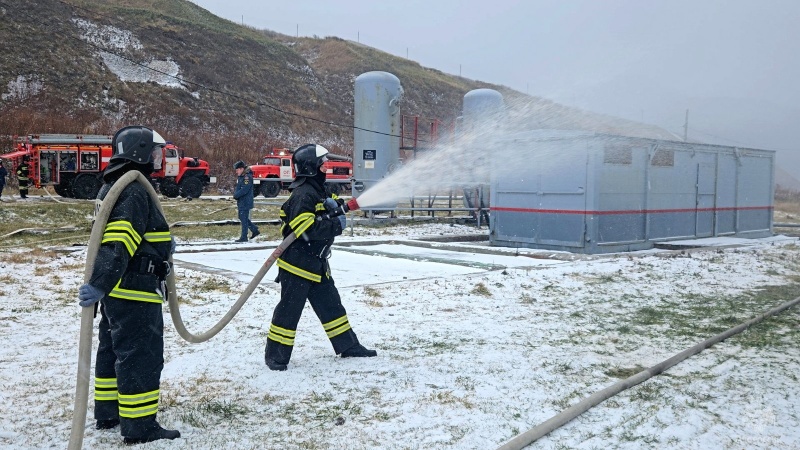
[250,148,352,197]
[0,134,215,199]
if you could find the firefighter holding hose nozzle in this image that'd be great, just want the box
[77,126,180,445]
[265,143,375,371]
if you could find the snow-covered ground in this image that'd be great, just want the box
[2,224,800,449]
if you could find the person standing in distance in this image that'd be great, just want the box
[233,160,259,242]
[0,160,7,198]
[16,157,29,199]
[265,143,376,371]
[77,125,180,445]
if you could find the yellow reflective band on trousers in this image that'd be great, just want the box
[118,389,159,419]
[109,279,164,303]
[94,377,118,402]
[143,231,171,243]
[323,315,351,338]
[102,220,142,256]
[276,258,322,283]
[267,323,296,346]
[289,212,315,239]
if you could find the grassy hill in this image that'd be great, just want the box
[0,0,678,178]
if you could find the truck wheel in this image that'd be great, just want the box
[72,174,102,199]
[53,182,73,198]
[160,178,180,198]
[261,181,280,198]
[179,176,203,199]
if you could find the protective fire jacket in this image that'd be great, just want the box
[89,176,172,303]
[276,178,343,282]
[16,163,29,184]
[233,167,255,210]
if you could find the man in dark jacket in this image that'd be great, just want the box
[0,161,7,198]
[16,158,29,199]
[233,160,260,242]
[264,143,376,371]
[77,125,180,445]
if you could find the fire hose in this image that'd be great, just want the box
[496,294,800,450]
[68,170,360,449]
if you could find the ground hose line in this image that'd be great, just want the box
[165,231,296,343]
[68,170,297,449]
[496,294,800,450]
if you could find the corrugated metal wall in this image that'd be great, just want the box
[490,132,774,253]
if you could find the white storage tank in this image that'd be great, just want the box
[462,88,505,134]
[353,71,403,198]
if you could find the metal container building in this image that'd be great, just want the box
[352,71,403,199]
[489,130,775,253]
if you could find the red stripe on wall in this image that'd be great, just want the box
[490,206,773,215]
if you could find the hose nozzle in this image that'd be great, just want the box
[345,197,360,212]
[319,197,361,221]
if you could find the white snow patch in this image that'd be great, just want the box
[71,17,185,89]
[1,75,43,101]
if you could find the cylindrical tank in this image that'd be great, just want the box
[461,89,504,215]
[352,71,403,197]
[462,88,504,132]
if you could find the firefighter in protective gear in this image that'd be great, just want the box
[78,125,180,444]
[264,144,377,371]
[16,158,29,199]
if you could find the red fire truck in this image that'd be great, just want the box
[250,148,352,197]
[0,134,215,199]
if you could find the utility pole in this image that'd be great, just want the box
[459,64,462,77]
[683,109,689,141]
[357,31,359,42]
[296,24,299,37]
[406,48,408,59]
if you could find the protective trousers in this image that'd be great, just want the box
[265,269,359,364]
[18,180,27,198]
[94,297,165,439]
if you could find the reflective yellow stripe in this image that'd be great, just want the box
[119,389,159,404]
[143,231,171,242]
[267,324,296,346]
[289,212,315,238]
[118,389,159,419]
[276,258,321,283]
[323,315,352,338]
[103,221,142,256]
[94,377,118,401]
[102,233,137,256]
[109,280,163,303]
[119,404,159,418]
[105,221,142,243]
[315,203,326,212]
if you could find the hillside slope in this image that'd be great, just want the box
[0,0,678,168]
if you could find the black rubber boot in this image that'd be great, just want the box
[123,423,180,445]
[265,356,288,371]
[96,419,120,429]
[340,343,377,358]
[250,230,260,240]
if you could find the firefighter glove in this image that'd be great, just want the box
[338,214,346,230]
[78,283,104,307]
[323,197,338,213]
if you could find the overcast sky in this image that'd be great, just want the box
[189,0,800,177]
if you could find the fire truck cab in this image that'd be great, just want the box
[250,148,352,197]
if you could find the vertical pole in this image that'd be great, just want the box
[683,109,689,141]
[296,24,299,37]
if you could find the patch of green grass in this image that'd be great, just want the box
[471,282,492,297]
